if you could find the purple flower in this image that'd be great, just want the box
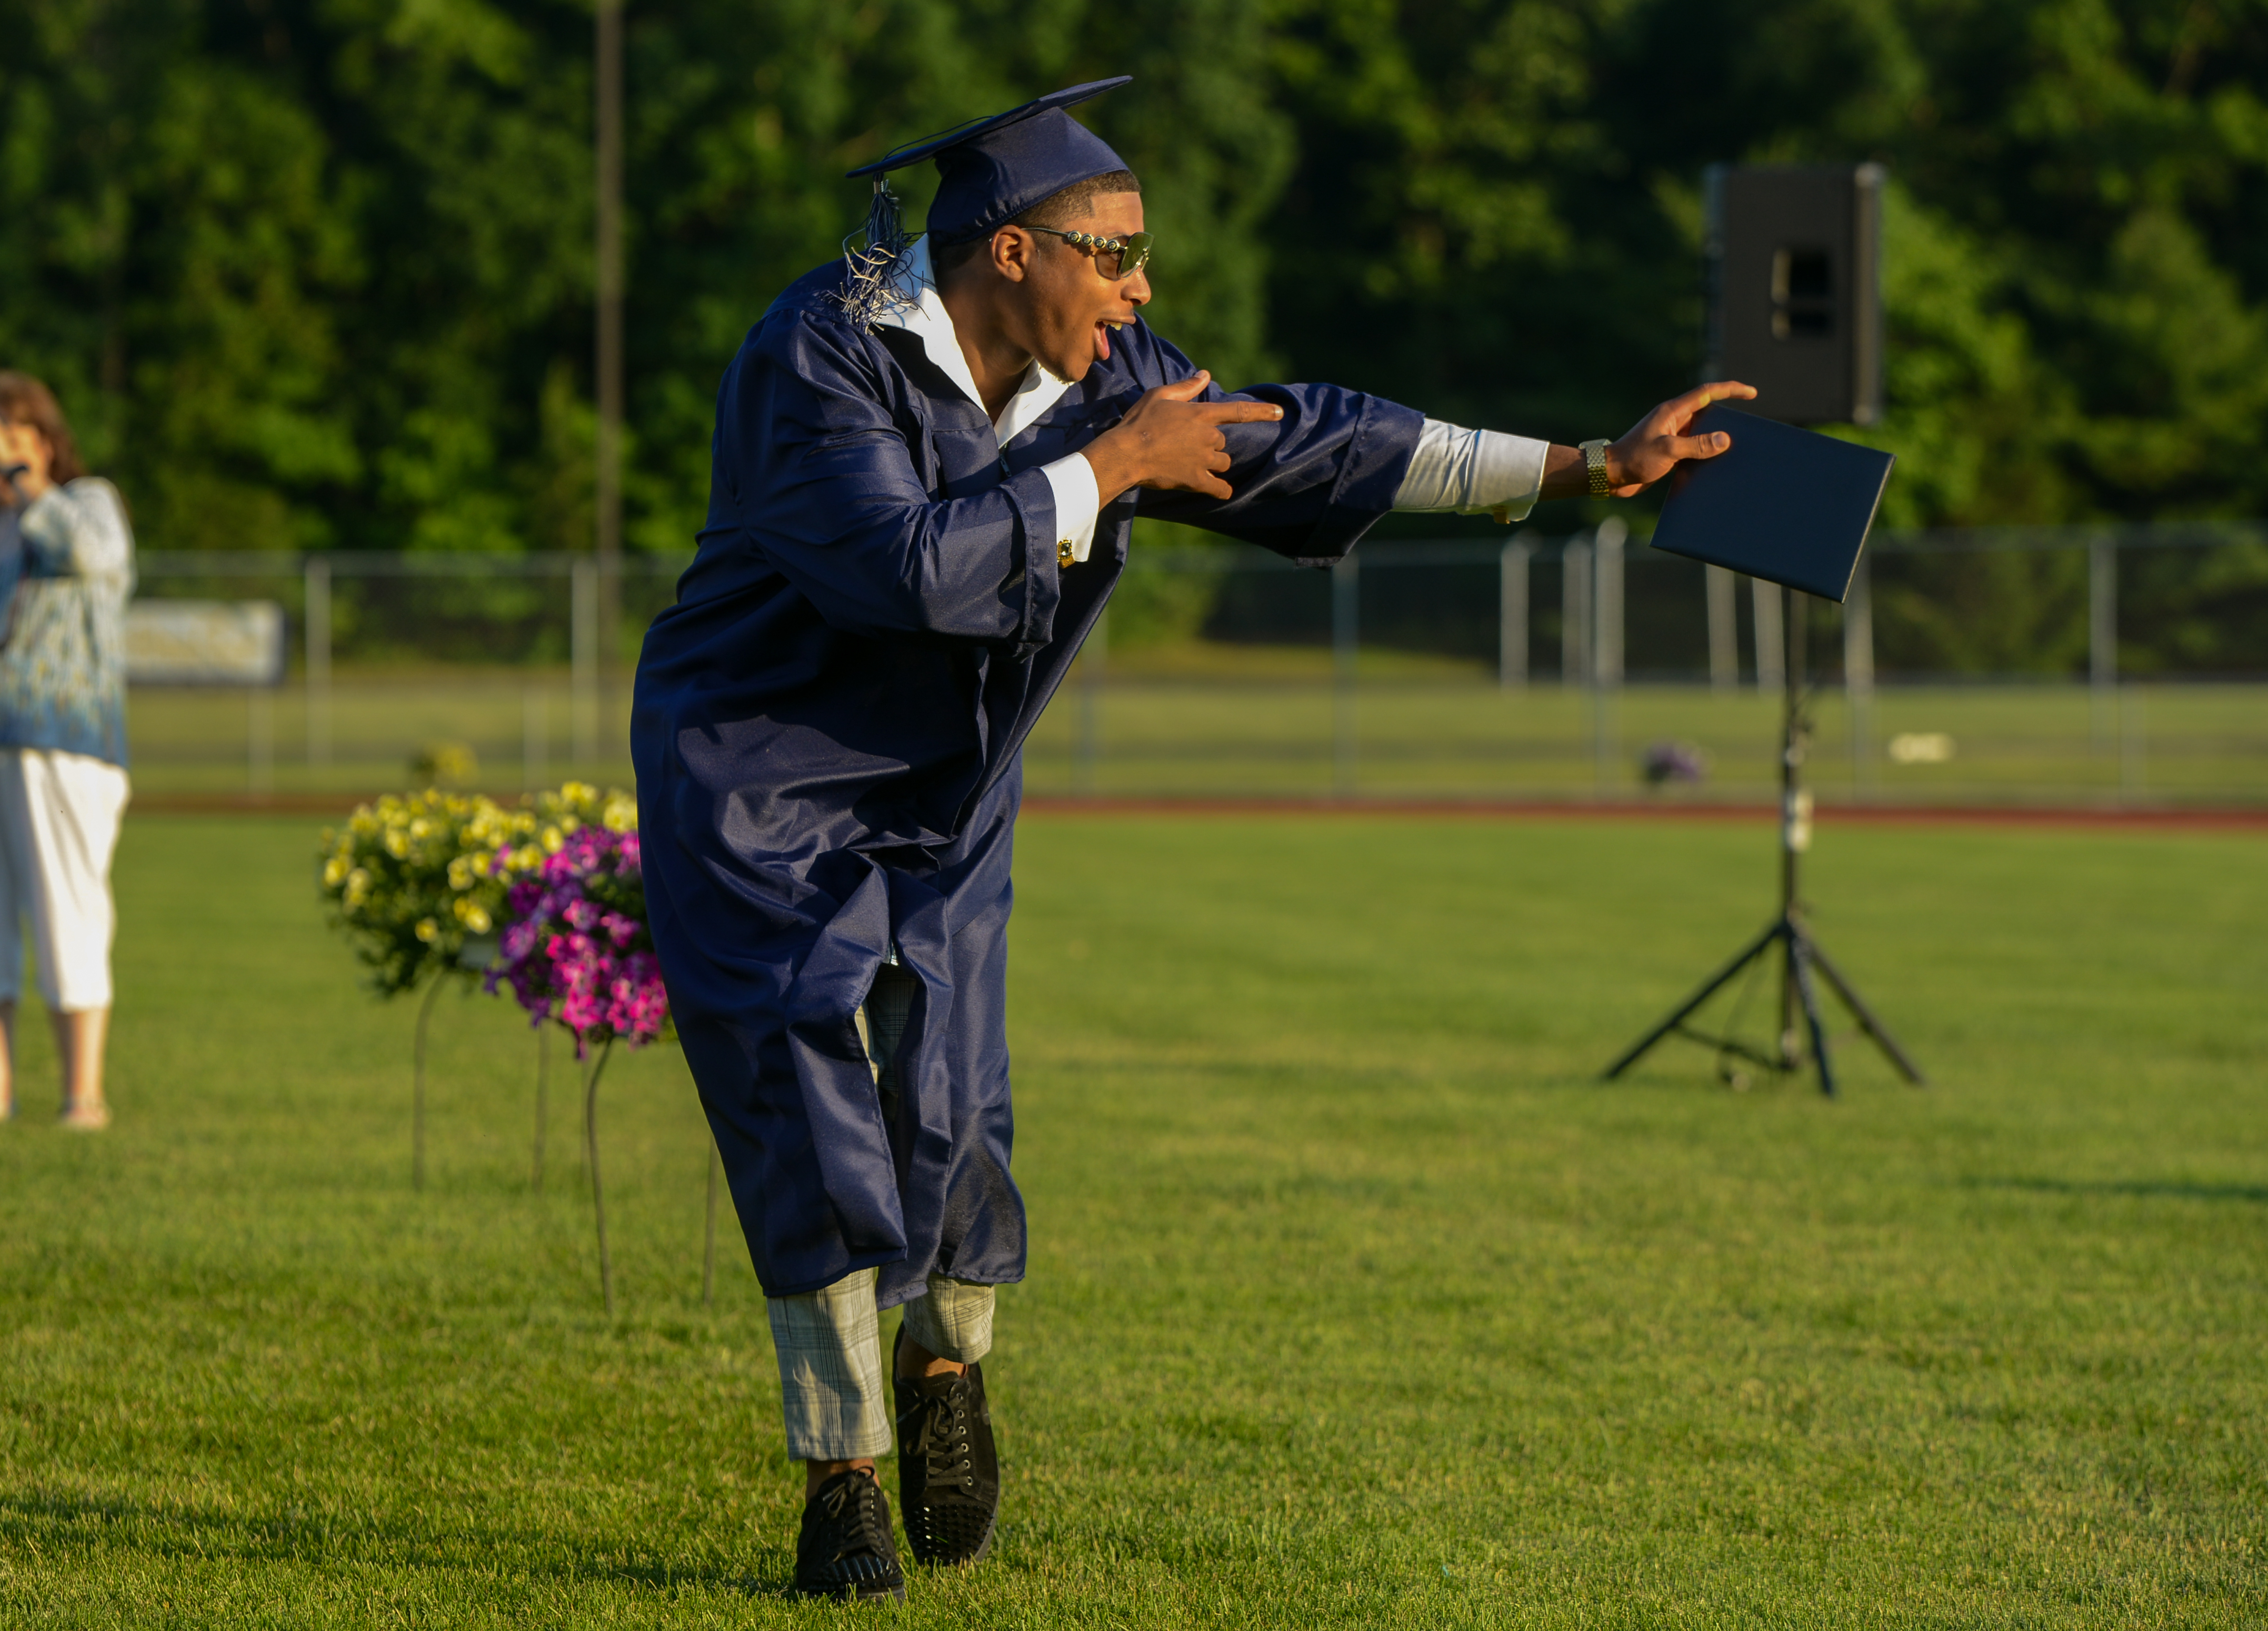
[482,822,668,1055]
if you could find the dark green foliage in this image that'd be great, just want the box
[0,1,2262,581]
[1873,548,2094,676]
[2119,529,2268,675]
[1264,0,2268,529]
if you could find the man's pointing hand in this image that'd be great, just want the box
[1082,371,1284,505]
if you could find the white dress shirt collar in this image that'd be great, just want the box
[869,236,1077,451]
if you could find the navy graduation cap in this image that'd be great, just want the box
[847,78,1132,244]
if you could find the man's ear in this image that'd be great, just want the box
[989,227,1034,285]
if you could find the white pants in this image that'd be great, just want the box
[0,750,128,1012]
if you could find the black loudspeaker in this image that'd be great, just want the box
[1704,164,1884,427]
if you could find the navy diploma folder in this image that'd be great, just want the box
[1646,406,1894,603]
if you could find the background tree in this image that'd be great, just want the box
[0,0,2261,669]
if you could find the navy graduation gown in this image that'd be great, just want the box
[633,261,1423,1307]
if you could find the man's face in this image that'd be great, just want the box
[1009,193,1151,383]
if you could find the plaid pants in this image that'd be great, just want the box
[768,1267,996,1460]
[766,963,998,1461]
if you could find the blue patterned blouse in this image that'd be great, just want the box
[0,478,134,768]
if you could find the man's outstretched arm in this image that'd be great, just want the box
[1393,381,1761,523]
[1070,362,1757,558]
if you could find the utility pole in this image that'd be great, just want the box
[594,0,625,755]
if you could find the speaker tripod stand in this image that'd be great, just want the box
[1604,586,1925,1096]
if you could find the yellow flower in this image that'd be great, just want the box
[323,855,347,888]
[540,825,564,854]
[415,918,439,943]
[455,901,493,934]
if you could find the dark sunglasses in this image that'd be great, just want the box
[1026,226,1153,280]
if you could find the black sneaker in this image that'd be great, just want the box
[793,1467,906,1603]
[893,1332,1001,1566]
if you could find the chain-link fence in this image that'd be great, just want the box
[127,522,2268,806]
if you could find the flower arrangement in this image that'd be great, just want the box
[319,789,524,997]
[475,782,662,1316]
[483,784,670,1056]
[318,781,670,1300]
[318,781,660,1013]
[319,784,656,1002]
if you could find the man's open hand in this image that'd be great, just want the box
[1082,372,1284,505]
[1538,381,1759,501]
[1604,381,1758,496]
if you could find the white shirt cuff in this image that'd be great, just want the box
[1040,454,1102,564]
[1393,419,1550,524]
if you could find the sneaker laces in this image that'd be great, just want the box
[907,1379,978,1495]
[816,1468,890,1554]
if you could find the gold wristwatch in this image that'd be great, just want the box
[1578,439,1613,499]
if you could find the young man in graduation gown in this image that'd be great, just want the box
[632,77,1750,1601]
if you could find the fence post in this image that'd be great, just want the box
[1705,564,1738,693]
[1593,519,1625,688]
[2121,684,2145,802]
[248,689,274,795]
[1498,535,1532,690]
[1332,554,1358,797]
[1751,574,1785,692]
[572,556,598,765]
[523,684,548,792]
[304,555,331,766]
[2090,534,2117,752]
[1592,519,1625,793]
[1561,537,1592,688]
[1075,608,1106,795]
[1844,555,1876,795]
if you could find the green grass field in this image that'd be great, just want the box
[125,669,2268,809]
[0,812,2262,1626]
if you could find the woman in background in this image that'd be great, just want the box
[0,374,132,1129]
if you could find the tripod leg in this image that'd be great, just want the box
[1603,918,1785,1080]
[1779,923,1802,1069]
[1788,931,1837,1097]
[1807,940,1928,1086]
[1779,917,1802,1069]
